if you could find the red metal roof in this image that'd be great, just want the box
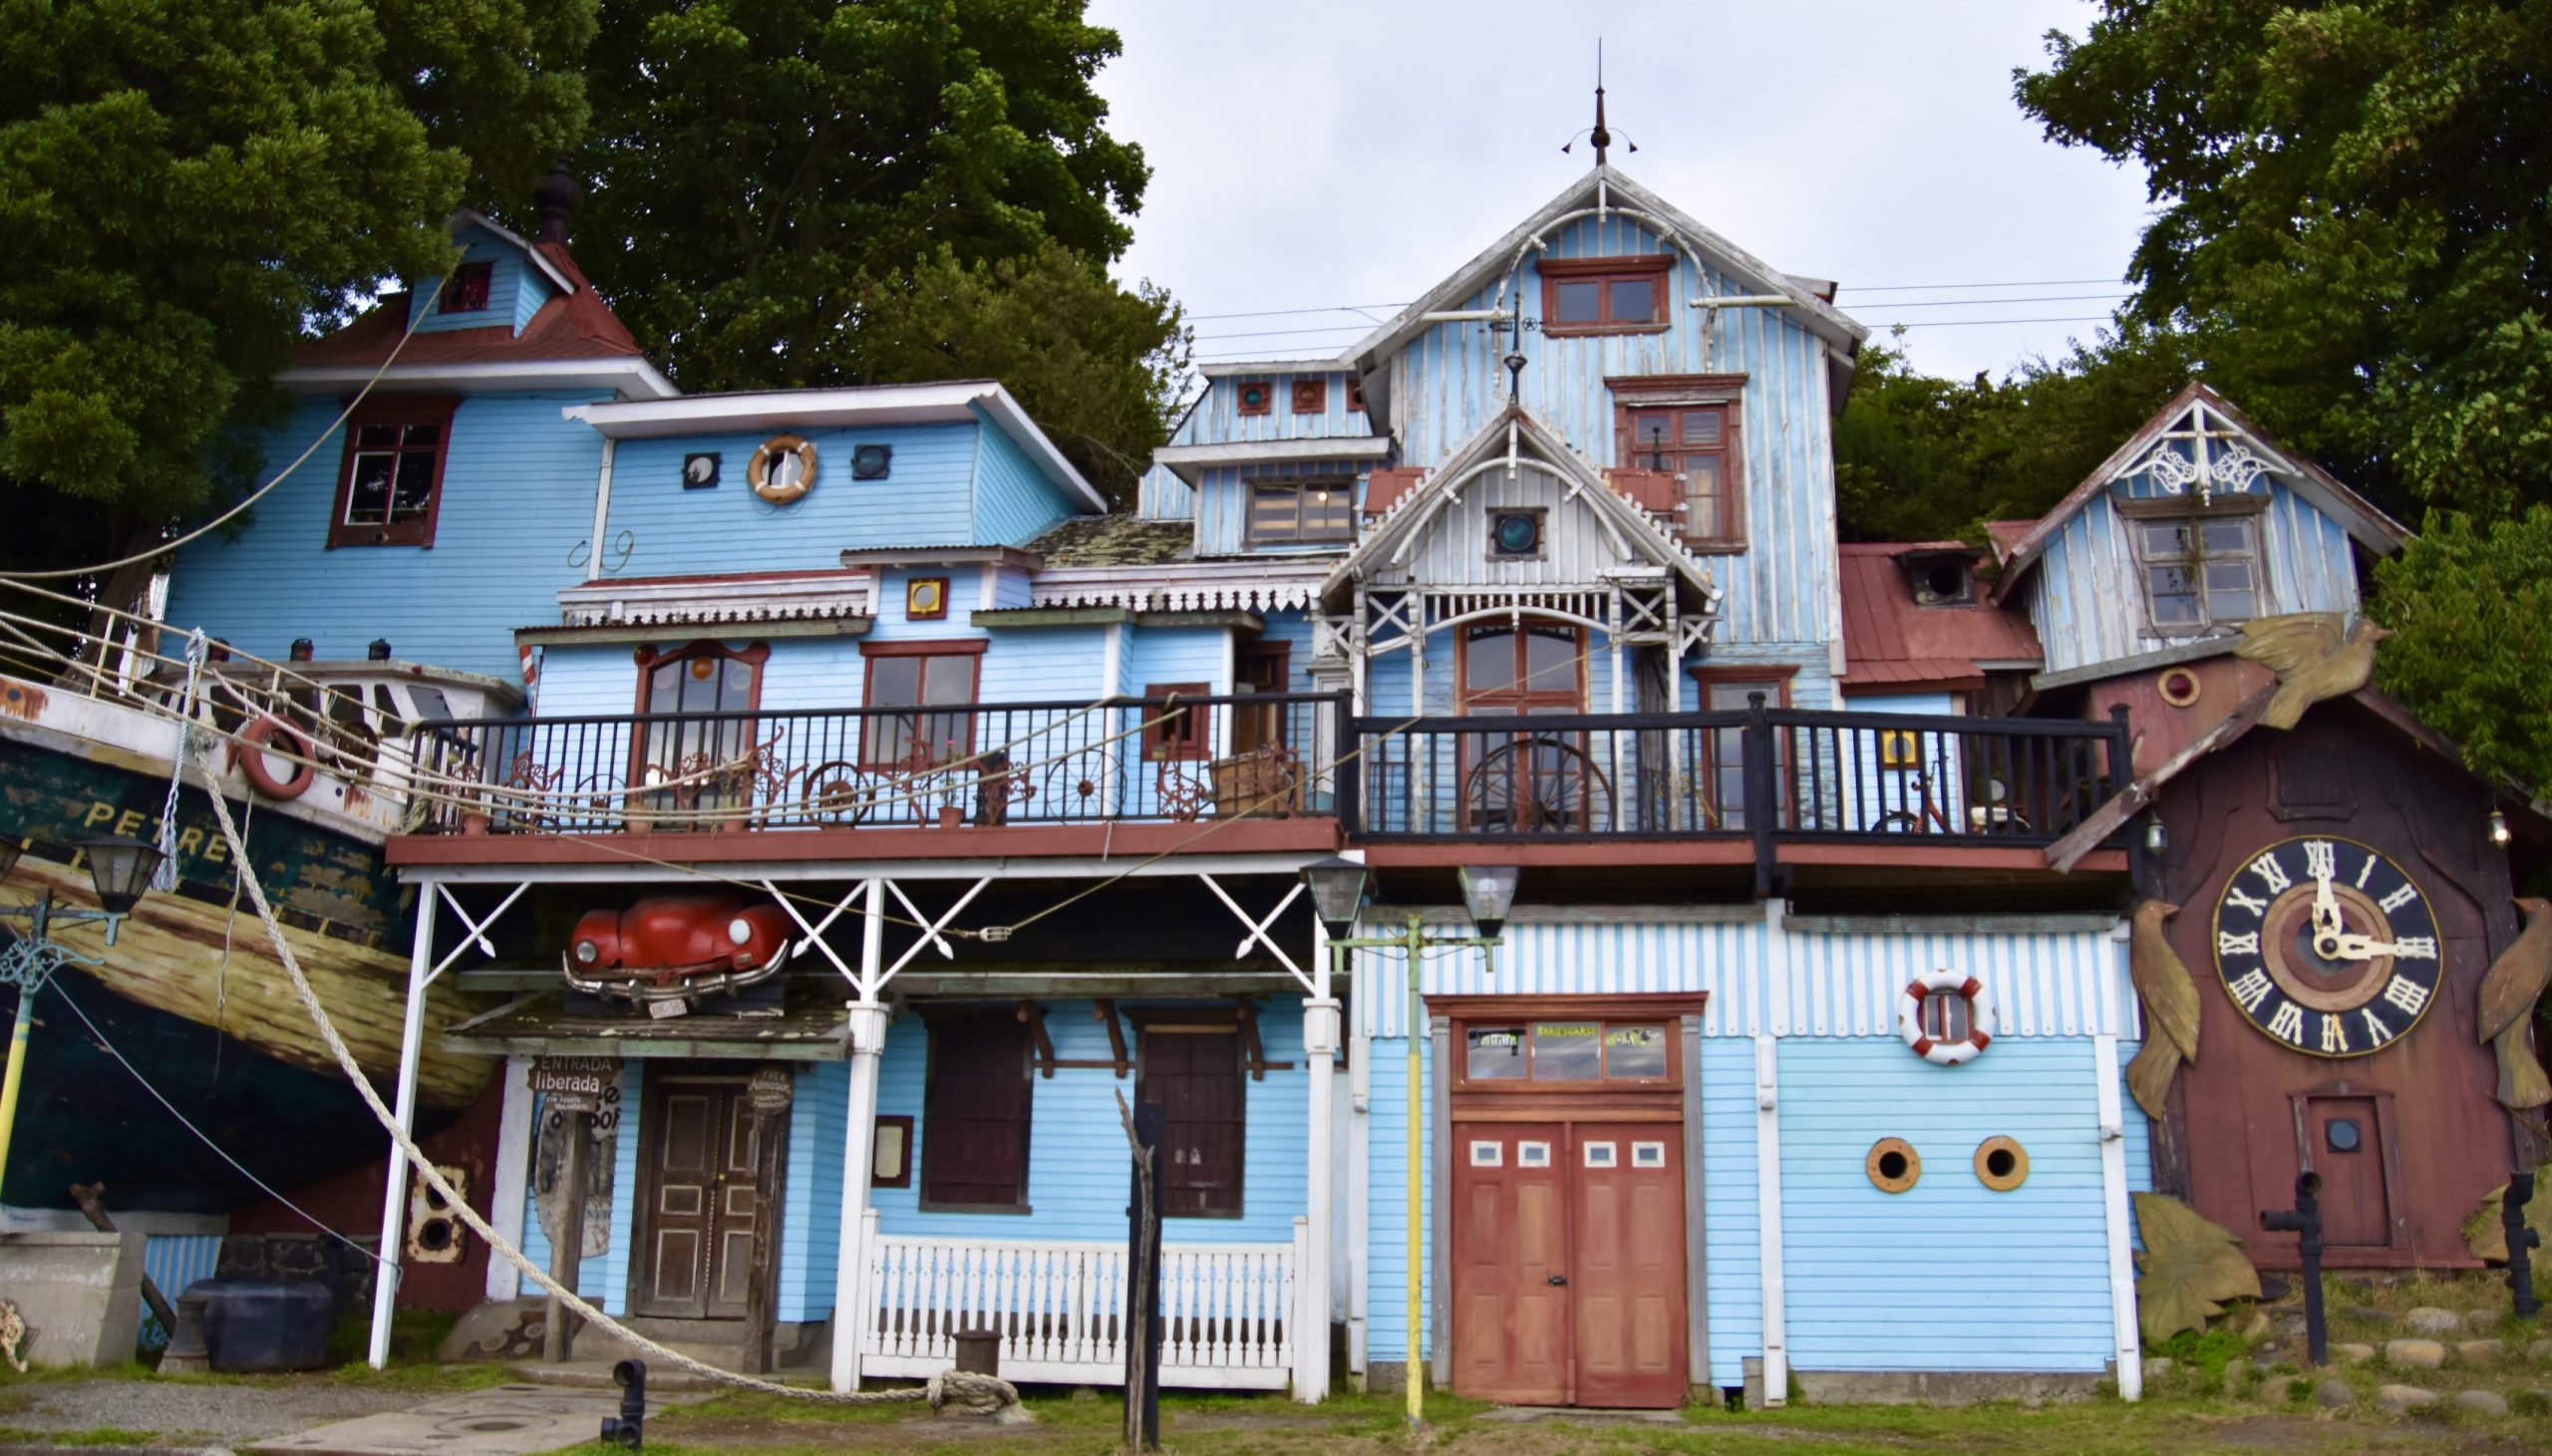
[292,242,646,369]
[1984,519,2037,564]
[1836,543,2045,696]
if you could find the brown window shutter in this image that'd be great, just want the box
[1138,1027,1245,1217]
[921,1021,1032,1209]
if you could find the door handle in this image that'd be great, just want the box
[1547,1275,1568,1287]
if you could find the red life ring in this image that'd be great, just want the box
[1896,969,1995,1065]
[233,716,317,801]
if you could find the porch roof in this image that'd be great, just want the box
[442,988,850,1060]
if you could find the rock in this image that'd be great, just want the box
[2314,1377,2356,1409]
[2452,1338,2505,1365]
[2241,1309,2272,1339]
[2405,1307,2463,1335]
[2465,1310,2501,1332]
[2253,1353,2286,1372]
[2385,1338,2446,1369]
[2142,1357,2173,1381]
[2451,1389,2508,1417]
[2345,1305,2395,1326]
[2272,1315,2307,1338]
[2258,1274,2293,1304]
[2375,1383,2438,1412]
[2335,1342,2377,1364]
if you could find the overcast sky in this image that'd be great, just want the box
[1086,0,2156,383]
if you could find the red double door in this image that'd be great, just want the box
[1450,1120,1689,1407]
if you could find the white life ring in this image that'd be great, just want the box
[1897,969,1994,1065]
[750,435,817,504]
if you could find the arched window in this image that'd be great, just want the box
[630,642,769,818]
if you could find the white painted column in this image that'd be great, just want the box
[368,885,440,1368]
[483,1056,536,1302]
[1346,953,1372,1387]
[2094,1033,2143,1400]
[829,878,890,1392]
[1299,983,1341,1402]
[1753,1032,1786,1407]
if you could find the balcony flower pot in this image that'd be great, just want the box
[460,810,490,836]
[937,805,964,830]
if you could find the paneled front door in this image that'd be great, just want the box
[2302,1095,2392,1247]
[635,1072,777,1319]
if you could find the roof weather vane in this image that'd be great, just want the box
[1560,40,1638,165]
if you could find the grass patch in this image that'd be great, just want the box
[0,1427,162,1447]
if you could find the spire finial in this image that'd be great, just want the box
[1591,40,1611,167]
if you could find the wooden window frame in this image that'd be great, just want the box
[632,640,771,716]
[918,1015,1033,1214]
[1291,379,1328,415]
[1690,665,1796,828]
[1610,374,1748,552]
[2122,501,2268,635]
[1456,619,1586,715]
[1234,380,1275,417]
[1539,254,1675,337]
[1440,996,1704,1095]
[857,639,986,769]
[905,576,950,622]
[1484,505,1549,562]
[1234,643,1291,755]
[1141,681,1213,763]
[442,261,493,314]
[1346,376,1366,413]
[1131,1010,1248,1220]
[327,395,461,549]
[870,1113,914,1189]
[1244,477,1356,546]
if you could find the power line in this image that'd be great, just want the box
[1192,324,1374,342]
[1837,277,2123,292]
[1878,315,2116,329]
[1186,302,1409,322]
[1847,292,2127,311]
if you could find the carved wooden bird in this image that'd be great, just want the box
[2234,612,2392,730]
[2478,898,2552,1112]
[2126,899,2202,1119]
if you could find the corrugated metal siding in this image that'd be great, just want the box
[870,999,1311,1247]
[604,424,977,580]
[165,392,606,681]
[778,1060,848,1322]
[971,419,1081,547]
[1352,921,2129,1040]
[142,1234,224,1332]
[1383,213,1839,660]
[1698,1037,1760,1387]
[1777,1038,2117,1372]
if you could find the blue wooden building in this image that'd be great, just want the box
[139,149,2542,1410]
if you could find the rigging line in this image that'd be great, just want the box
[1837,277,2123,292]
[1845,292,2129,310]
[1,275,453,583]
[43,976,397,1273]
[1878,315,2117,329]
[1191,325,1375,342]
[1186,303,1411,322]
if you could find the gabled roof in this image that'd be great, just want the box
[1317,400,1721,610]
[1992,381,2409,604]
[1345,165,1866,379]
[1836,543,2044,695]
[1028,516,1195,568]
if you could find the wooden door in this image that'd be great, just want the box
[1569,1124,1689,1408]
[2303,1096,2392,1247]
[1138,1027,1244,1217]
[636,1075,774,1319]
[1450,1123,1569,1403]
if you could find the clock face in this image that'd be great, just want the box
[2211,835,2442,1058]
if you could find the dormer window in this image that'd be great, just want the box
[1247,479,1354,545]
[1542,255,1673,336]
[1897,550,1977,607]
[2133,513,2261,632]
[441,261,492,314]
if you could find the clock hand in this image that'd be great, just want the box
[2310,859,2342,934]
[2326,932,2411,961]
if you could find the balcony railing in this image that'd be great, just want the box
[403,692,1344,834]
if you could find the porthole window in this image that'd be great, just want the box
[1866,1137,1921,1194]
[1974,1136,2030,1192]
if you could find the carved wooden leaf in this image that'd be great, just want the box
[2477,898,2552,1044]
[2132,1192,2262,1344]
[2462,1179,2552,1277]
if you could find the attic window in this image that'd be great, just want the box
[441,262,492,314]
[1346,377,1366,413]
[1247,480,1354,545]
[1292,380,1327,415]
[2134,514,2261,632]
[1898,551,1976,607]
[1541,255,1673,336]
[1235,381,1274,417]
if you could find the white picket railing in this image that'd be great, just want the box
[857,1216,1303,1389]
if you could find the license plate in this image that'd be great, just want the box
[647,998,690,1020]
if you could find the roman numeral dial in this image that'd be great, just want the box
[2210,836,2442,1058]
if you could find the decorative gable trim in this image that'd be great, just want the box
[553,570,871,629]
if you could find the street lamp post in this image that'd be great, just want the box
[1302,857,1516,1430]
[0,835,164,1200]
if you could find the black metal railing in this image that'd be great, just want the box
[404,692,1345,834]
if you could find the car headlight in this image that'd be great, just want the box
[728,918,753,946]
[573,939,600,965]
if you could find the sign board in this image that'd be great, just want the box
[530,1056,616,1109]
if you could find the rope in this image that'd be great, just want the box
[196,782,1018,1411]
[148,633,206,893]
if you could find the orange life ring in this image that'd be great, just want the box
[750,435,817,504]
[233,716,317,801]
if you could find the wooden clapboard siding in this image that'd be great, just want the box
[602,424,981,580]
[777,1059,848,1323]
[1185,371,1370,445]
[165,391,607,682]
[866,999,1311,1247]
[973,420,1082,547]
[1361,1028,1434,1366]
[1697,1037,1762,1388]
[1774,1038,2117,1373]
[405,224,543,336]
[1194,461,1369,559]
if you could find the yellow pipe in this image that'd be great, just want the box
[0,986,35,1201]
[1406,916,1424,1428]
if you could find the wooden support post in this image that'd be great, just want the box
[1299,987,1340,1403]
[68,1183,173,1335]
[828,878,889,1393]
[741,1065,795,1374]
[368,887,439,1369]
[542,1100,591,1363]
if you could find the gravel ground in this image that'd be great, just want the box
[0,1377,418,1447]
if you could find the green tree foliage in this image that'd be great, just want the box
[573,0,1180,503]
[2370,508,2552,789]
[0,0,593,575]
[2016,0,2552,521]
[1834,329,2195,544]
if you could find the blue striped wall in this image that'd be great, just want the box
[166,391,607,681]
[407,225,540,335]
[1697,1038,1760,1388]
[601,425,979,580]
[971,414,1082,546]
[778,1060,848,1323]
[1181,372,1371,445]
[869,999,1311,1247]
[1776,1037,2117,1373]
[1123,626,1229,696]
[1363,1028,1432,1365]
[142,1234,224,1338]
[515,1066,641,1314]
[1194,461,1372,559]
[1138,463,1194,521]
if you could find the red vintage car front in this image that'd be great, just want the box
[562,895,795,1008]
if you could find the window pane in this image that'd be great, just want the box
[2148,564,2196,597]
[1465,1026,1527,1080]
[868,656,920,708]
[1681,409,1722,444]
[1553,279,1602,323]
[648,663,680,714]
[2210,590,2257,620]
[1464,629,1517,695]
[2200,520,2252,554]
[2141,522,2194,558]
[1609,277,1656,323]
[345,453,394,523]
[1529,1021,1602,1079]
[921,657,974,706]
[1522,627,1578,694]
[355,424,400,449]
[1605,1024,1668,1078]
[390,451,437,519]
[2204,560,2254,593]
[1250,484,1299,539]
[1301,482,1352,537]
[1629,412,1677,462]
[400,423,442,448]
[1684,457,1722,537]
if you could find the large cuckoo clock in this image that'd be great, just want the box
[2210,835,2442,1058]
